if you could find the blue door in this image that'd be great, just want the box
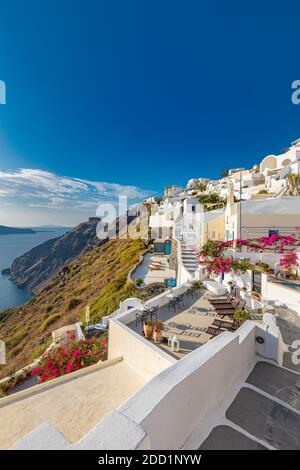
[165,240,171,255]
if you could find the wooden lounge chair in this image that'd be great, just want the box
[210,293,234,304]
[207,326,224,337]
[151,262,161,267]
[148,264,161,270]
[209,298,228,305]
[212,319,239,331]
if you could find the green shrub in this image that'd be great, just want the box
[238,260,252,273]
[255,262,270,271]
[234,309,250,323]
[134,277,143,286]
[192,280,203,289]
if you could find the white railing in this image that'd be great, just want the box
[174,234,193,283]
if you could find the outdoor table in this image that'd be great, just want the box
[135,306,151,327]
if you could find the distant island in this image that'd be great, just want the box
[0,225,37,236]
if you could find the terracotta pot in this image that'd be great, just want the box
[153,330,162,344]
[251,293,260,300]
[143,324,153,339]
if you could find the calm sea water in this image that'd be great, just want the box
[0,227,70,313]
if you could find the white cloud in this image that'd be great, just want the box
[0,168,154,212]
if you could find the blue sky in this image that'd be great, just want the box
[0,1,300,225]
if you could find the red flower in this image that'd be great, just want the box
[31,367,40,376]
[52,368,59,378]
[73,348,81,358]
[66,361,73,374]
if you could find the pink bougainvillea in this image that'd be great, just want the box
[197,235,299,275]
[32,336,108,383]
[279,251,299,269]
[258,234,297,252]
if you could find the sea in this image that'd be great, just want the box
[0,227,70,313]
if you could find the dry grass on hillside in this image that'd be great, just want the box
[0,238,157,379]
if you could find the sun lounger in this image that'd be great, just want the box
[148,264,161,270]
[212,319,239,331]
[206,326,224,337]
[209,298,228,304]
[210,304,234,310]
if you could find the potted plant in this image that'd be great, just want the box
[251,291,261,301]
[234,309,250,326]
[143,320,154,339]
[192,280,203,289]
[289,273,298,281]
[152,320,164,343]
[134,277,143,287]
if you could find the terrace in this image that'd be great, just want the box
[123,284,261,360]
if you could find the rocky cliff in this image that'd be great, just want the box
[9,218,103,292]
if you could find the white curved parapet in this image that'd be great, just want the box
[203,280,227,296]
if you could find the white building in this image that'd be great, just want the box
[225,182,300,240]
[187,178,209,189]
[260,138,300,178]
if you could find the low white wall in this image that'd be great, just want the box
[113,283,189,326]
[177,263,191,284]
[264,279,300,314]
[118,322,258,449]
[223,270,253,291]
[12,317,280,450]
[108,320,175,380]
[225,251,281,268]
[175,234,192,284]
[255,314,279,361]
[108,282,192,380]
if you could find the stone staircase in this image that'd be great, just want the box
[180,242,197,275]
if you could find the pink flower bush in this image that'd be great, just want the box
[32,336,108,383]
[279,251,299,269]
[197,235,299,275]
[258,234,297,252]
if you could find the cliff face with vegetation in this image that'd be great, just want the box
[9,219,102,292]
[0,237,156,379]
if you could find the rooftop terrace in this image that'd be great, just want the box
[0,358,147,450]
[126,287,262,360]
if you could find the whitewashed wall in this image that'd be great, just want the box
[262,276,300,315]
[108,320,175,380]
[12,318,280,450]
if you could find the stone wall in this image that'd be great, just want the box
[168,239,178,275]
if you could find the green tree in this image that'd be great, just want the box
[198,193,223,211]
